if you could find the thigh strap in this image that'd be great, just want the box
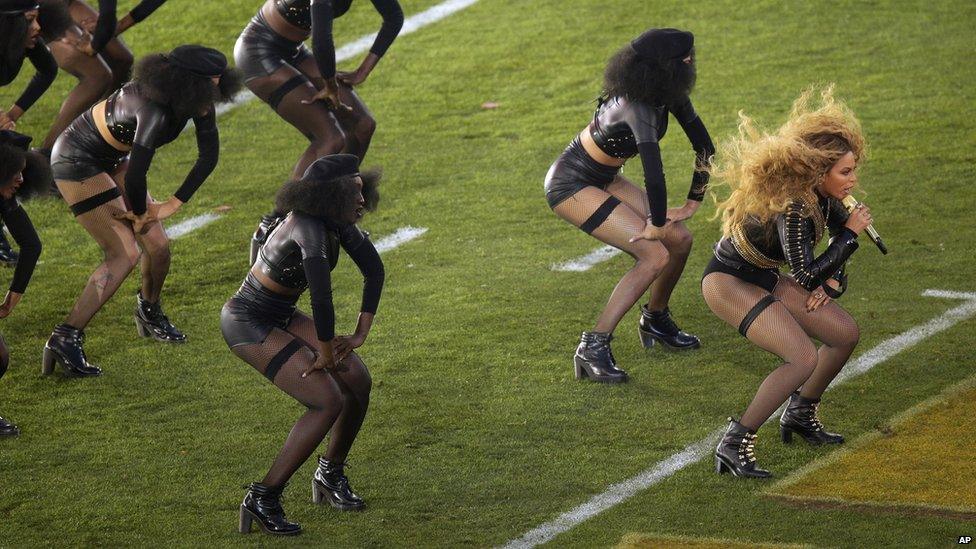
[69,187,122,216]
[268,74,309,111]
[264,339,303,382]
[738,294,779,337]
[579,196,621,234]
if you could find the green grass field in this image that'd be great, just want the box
[2,0,975,546]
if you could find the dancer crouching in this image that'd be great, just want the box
[221,154,383,535]
[0,130,48,435]
[703,87,873,478]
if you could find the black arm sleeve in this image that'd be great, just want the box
[128,0,166,22]
[1,201,41,294]
[823,198,853,298]
[636,141,668,227]
[310,0,337,79]
[304,256,336,341]
[173,111,219,203]
[14,42,58,112]
[340,228,384,314]
[125,102,168,214]
[777,202,859,291]
[672,100,714,202]
[90,0,118,53]
[368,0,404,57]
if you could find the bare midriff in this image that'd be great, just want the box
[250,266,304,297]
[579,124,627,168]
[260,0,310,42]
[91,100,131,152]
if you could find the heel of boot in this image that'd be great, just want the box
[573,358,587,380]
[134,315,150,338]
[311,479,323,504]
[780,425,793,444]
[638,326,656,349]
[715,456,729,475]
[238,506,254,534]
[41,346,57,375]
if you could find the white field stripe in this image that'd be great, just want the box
[551,245,622,272]
[373,226,427,253]
[167,213,222,239]
[215,0,480,118]
[501,289,976,549]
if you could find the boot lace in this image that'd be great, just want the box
[738,433,758,464]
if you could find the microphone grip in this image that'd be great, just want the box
[841,195,888,255]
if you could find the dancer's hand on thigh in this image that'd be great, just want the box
[334,333,365,361]
[665,200,701,223]
[629,220,671,242]
[805,282,835,312]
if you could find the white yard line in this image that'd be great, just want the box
[373,226,427,253]
[166,213,222,239]
[215,0,480,118]
[551,245,622,272]
[501,289,976,549]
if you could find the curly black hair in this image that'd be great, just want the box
[0,14,29,86]
[602,45,696,106]
[275,168,381,221]
[37,0,73,42]
[0,145,51,201]
[132,54,242,118]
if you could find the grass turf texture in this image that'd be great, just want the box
[1,0,975,546]
[615,532,811,549]
[765,376,976,521]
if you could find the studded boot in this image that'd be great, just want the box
[134,292,187,343]
[638,305,701,350]
[780,391,845,445]
[312,458,365,511]
[239,482,302,536]
[574,331,628,383]
[0,416,19,437]
[42,324,102,377]
[715,418,772,478]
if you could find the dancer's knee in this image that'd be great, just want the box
[353,114,376,142]
[309,132,346,157]
[668,224,693,255]
[634,245,669,275]
[107,243,141,271]
[789,343,819,376]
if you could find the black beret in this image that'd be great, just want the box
[631,28,694,61]
[166,45,227,78]
[302,154,360,183]
[0,0,38,15]
[0,129,32,150]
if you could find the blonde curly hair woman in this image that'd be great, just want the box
[702,86,874,478]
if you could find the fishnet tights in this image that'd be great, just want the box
[702,273,859,431]
[232,312,371,488]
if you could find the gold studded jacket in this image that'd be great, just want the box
[714,195,858,296]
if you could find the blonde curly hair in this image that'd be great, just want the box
[711,85,866,235]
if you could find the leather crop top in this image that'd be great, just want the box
[99,83,219,215]
[254,211,384,341]
[273,0,403,79]
[715,195,858,296]
[587,95,715,227]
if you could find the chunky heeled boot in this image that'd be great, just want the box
[0,416,19,437]
[0,228,18,267]
[249,213,283,265]
[780,391,844,445]
[715,418,772,479]
[239,482,302,536]
[574,332,628,383]
[312,458,365,511]
[638,306,701,350]
[134,293,187,343]
[42,324,102,377]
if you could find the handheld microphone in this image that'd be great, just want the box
[841,195,888,255]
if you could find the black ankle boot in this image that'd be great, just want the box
[239,482,302,536]
[134,293,187,343]
[715,418,772,478]
[574,332,628,383]
[0,228,18,267]
[250,213,284,265]
[312,458,365,511]
[0,416,19,437]
[42,324,102,377]
[780,392,844,445]
[638,306,701,350]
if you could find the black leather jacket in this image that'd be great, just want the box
[715,194,858,297]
